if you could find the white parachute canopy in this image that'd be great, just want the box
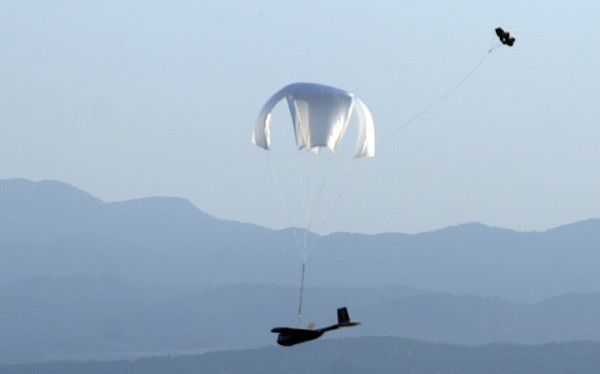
[252,82,375,158]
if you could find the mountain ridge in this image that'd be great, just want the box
[1,178,600,302]
[3,336,600,373]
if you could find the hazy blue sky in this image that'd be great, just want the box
[1,1,598,234]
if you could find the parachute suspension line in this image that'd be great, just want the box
[301,174,326,260]
[380,49,492,146]
[295,151,355,325]
[295,152,336,260]
[267,149,349,326]
[266,150,306,327]
[307,176,328,233]
[298,158,359,325]
[308,158,358,252]
[300,174,315,262]
[295,153,335,326]
[265,152,303,253]
[303,150,353,259]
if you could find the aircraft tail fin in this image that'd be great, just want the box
[337,307,360,327]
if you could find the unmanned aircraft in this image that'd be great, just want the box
[271,307,360,347]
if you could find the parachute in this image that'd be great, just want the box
[495,27,516,47]
[253,82,375,158]
[253,82,375,325]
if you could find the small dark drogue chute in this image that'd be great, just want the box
[495,27,516,47]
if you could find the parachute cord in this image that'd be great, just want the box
[380,48,492,146]
[268,151,362,325]
[295,153,345,325]
[308,157,359,253]
[305,168,330,234]
[321,162,355,239]
[298,153,335,259]
[297,260,306,326]
[295,155,332,326]
[265,152,303,254]
[267,150,331,325]
[301,174,326,263]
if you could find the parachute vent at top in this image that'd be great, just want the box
[252,82,375,158]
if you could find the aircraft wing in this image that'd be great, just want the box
[271,327,310,334]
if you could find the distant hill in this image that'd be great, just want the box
[0,178,275,285]
[0,179,103,242]
[3,337,600,374]
[2,178,600,303]
[3,275,600,364]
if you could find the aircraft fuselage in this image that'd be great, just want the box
[271,325,336,347]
